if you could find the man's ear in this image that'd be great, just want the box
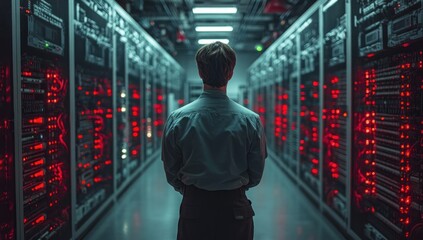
[198,70,204,80]
[226,71,233,81]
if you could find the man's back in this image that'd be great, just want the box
[163,89,266,191]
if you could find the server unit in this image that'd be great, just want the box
[0,0,184,239]
[0,1,15,239]
[248,0,422,239]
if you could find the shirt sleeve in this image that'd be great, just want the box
[246,116,267,189]
[161,114,184,194]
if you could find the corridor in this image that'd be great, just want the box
[86,155,345,240]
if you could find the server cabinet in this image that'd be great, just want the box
[286,35,300,173]
[19,0,72,238]
[154,82,166,149]
[350,1,423,239]
[273,81,286,158]
[322,0,348,221]
[298,11,321,194]
[127,27,143,174]
[152,59,167,151]
[166,65,184,115]
[253,86,267,129]
[238,86,249,107]
[114,11,130,188]
[73,0,114,229]
[0,1,16,239]
[186,82,203,103]
[143,48,154,158]
[264,55,276,150]
[273,45,287,162]
[268,35,301,174]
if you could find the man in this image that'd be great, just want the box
[161,41,267,240]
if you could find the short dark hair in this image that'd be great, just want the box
[195,41,236,87]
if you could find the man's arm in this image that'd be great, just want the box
[246,116,267,189]
[161,114,184,194]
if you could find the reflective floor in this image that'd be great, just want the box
[85,156,346,240]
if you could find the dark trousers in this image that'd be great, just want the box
[177,185,254,240]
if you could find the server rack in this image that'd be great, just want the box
[114,10,130,189]
[0,0,184,239]
[152,59,167,151]
[237,85,249,107]
[322,0,349,223]
[298,10,321,196]
[20,1,72,239]
[73,0,114,234]
[248,0,423,239]
[143,47,154,158]
[185,82,203,104]
[0,1,16,239]
[166,63,185,113]
[127,25,143,176]
[350,1,423,239]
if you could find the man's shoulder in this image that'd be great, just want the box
[169,99,259,120]
[170,100,199,117]
[229,100,260,119]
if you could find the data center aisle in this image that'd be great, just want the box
[86,156,345,240]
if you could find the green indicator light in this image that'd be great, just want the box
[45,43,49,48]
[255,44,263,52]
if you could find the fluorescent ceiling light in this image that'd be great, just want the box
[192,7,237,14]
[195,26,233,32]
[198,39,229,44]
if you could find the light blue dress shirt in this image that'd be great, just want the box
[161,89,267,192]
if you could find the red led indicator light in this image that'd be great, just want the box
[22,71,32,76]
[31,159,45,166]
[34,215,46,225]
[30,143,45,151]
[33,170,45,178]
[32,182,45,191]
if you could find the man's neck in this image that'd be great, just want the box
[203,84,227,94]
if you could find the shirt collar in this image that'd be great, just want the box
[201,89,228,99]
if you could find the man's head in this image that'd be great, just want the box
[195,41,236,88]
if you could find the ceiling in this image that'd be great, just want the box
[117,0,316,56]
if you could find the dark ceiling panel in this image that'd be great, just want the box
[117,0,317,54]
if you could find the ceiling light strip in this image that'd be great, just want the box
[192,7,237,14]
[198,39,230,44]
[195,26,233,32]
